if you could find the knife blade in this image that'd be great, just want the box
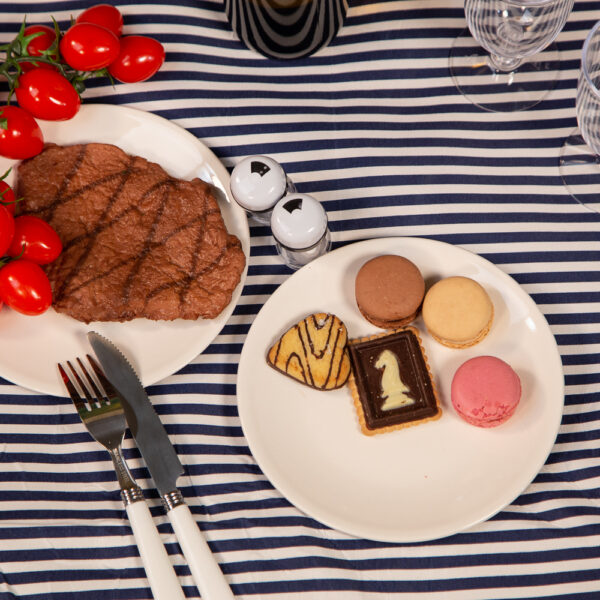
[87,332,183,497]
[87,331,235,600]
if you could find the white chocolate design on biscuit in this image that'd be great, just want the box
[375,349,415,410]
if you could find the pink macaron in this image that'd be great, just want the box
[451,356,521,428]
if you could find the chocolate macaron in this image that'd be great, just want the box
[355,255,425,328]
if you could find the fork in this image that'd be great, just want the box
[58,356,186,600]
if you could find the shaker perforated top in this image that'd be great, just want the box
[271,193,328,250]
[230,155,287,212]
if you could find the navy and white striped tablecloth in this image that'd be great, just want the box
[0,0,599,598]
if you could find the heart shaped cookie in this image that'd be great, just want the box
[267,312,351,390]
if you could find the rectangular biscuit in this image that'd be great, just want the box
[347,327,441,435]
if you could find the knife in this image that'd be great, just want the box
[88,332,235,600]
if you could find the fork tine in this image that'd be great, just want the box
[66,360,97,407]
[58,363,87,414]
[86,354,119,400]
[77,357,107,405]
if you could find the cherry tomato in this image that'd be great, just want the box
[0,204,15,257]
[0,259,52,315]
[7,215,62,264]
[21,24,58,72]
[0,180,16,216]
[0,105,44,160]
[15,69,81,121]
[108,35,165,83]
[76,4,123,38]
[59,23,120,71]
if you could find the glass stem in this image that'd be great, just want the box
[488,53,522,73]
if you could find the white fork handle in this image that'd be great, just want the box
[126,501,186,600]
[168,503,235,599]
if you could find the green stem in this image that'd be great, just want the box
[0,15,107,100]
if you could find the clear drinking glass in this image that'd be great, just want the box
[449,0,574,112]
[559,20,600,212]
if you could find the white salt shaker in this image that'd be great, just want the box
[230,155,295,225]
[271,193,331,270]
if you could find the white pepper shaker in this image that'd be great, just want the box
[270,193,331,270]
[230,155,295,225]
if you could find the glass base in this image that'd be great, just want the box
[559,129,600,213]
[247,209,273,226]
[449,28,561,112]
[275,231,332,270]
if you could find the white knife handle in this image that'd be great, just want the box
[167,501,235,599]
[125,499,187,600]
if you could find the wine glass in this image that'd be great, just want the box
[449,0,574,112]
[559,20,600,213]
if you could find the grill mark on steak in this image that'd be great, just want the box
[52,209,220,299]
[54,156,137,302]
[61,176,173,252]
[177,180,209,308]
[121,179,174,302]
[29,167,150,221]
[26,147,136,223]
[36,145,88,221]
[59,170,134,203]
[148,236,241,304]
[62,203,138,252]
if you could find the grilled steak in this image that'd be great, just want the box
[16,143,246,323]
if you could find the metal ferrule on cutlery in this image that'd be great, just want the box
[162,488,186,511]
[88,331,236,600]
[110,447,145,506]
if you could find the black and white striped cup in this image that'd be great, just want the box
[224,0,348,60]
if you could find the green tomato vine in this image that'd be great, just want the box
[0,18,111,101]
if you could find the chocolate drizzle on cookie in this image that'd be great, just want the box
[267,313,351,390]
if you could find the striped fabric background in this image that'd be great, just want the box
[0,0,599,598]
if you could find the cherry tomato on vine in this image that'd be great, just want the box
[0,259,52,316]
[16,68,81,121]
[0,180,16,216]
[0,204,15,257]
[59,23,120,71]
[7,215,62,264]
[108,35,165,83]
[76,4,123,38]
[0,105,44,160]
[21,24,58,72]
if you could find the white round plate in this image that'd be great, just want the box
[237,237,564,543]
[0,104,249,397]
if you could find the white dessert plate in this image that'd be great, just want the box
[237,237,564,543]
[0,104,249,397]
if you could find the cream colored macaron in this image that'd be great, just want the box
[422,276,493,348]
